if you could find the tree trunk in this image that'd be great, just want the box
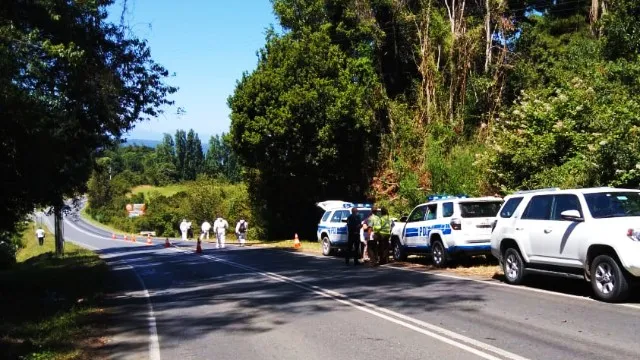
[484,0,491,73]
[54,205,64,256]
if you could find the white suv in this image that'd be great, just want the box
[316,201,372,256]
[491,187,640,302]
[391,195,503,266]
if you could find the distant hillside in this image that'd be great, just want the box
[124,138,162,148]
[123,138,209,153]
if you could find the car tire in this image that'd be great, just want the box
[503,247,525,285]
[392,238,407,261]
[590,254,630,303]
[431,240,447,267]
[321,236,332,256]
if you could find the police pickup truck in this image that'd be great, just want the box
[390,195,503,267]
[316,201,373,256]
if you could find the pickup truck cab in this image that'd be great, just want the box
[316,201,373,256]
[391,195,503,266]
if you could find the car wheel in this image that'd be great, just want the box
[590,254,630,302]
[431,240,447,267]
[321,236,332,256]
[503,247,525,285]
[393,239,407,261]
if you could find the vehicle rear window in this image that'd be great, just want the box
[442,202,454,217]
[357,210,372,222]
[459,201,502,218]
[584,191,640,218]
[500,197,523,218]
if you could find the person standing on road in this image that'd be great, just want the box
[36,227,45,246]
[200,220,212,241]
[235,218,248,247]
[180,219,191,241]
[345,207,362,265]
[367,208,381,265]
[378,207,392,265]
[213,215,229,249]
[360,213,371,262]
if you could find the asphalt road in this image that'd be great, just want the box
[45,208,640,360]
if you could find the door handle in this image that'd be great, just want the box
[544,229,552,234]
[515,227,524,231]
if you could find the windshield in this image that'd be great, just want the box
[584,191,640,218]
[459,201,502,218]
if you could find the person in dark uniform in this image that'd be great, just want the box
[345,207,362,265]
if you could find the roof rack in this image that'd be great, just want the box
[514,188,561,194]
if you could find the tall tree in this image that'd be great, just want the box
[229,0,385,239]
[174,129,187,180]
[204,135,224,176]
[184,129,203,181]
[0,0,176,242]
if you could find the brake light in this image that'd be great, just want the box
[627,228,633,237]
[450,218,462,230]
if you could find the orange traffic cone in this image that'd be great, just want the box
[146,234,152,245]
[164,238,171,248]
[196,239,203,254]
[293,233,301,249]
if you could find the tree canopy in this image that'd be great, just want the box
[1,0,176,233]
[230,0,640,238]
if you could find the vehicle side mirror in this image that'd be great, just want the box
[560,210,583,222]
[400,216,408,222]
[341,218,348,223]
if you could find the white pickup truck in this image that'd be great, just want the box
[391,195,503,266]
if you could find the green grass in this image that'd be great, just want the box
[0,223,108,360]
[79,207,125,236]
[248,239,323,253]
[131,183,188,198]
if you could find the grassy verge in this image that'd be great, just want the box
[130,184,188,198]
[0,223,108,360]
[79,208,128,236]
[387,255,503,280]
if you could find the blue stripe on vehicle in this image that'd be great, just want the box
[447,245,491,253]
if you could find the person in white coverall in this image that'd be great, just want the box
[179,219,191,240]
[235,219,248,246]
[213,215,229,248]
[200,220,211,240]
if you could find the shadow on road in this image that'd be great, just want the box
[91,244,489,356]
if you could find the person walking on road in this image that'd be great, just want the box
[345,207,362,265]
[179,219,191,241]
[200,220,212,240]
[235,218,248,247]
[213,215,229,249]
[36,227,45,246]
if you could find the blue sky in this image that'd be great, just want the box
[108,0,278,141]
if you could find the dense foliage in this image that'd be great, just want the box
[86,138,250,238]
[230,0,640,238]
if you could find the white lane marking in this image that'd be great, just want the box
[170,247,528,360]
[46,216,162,360]
[62,216,149,247]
